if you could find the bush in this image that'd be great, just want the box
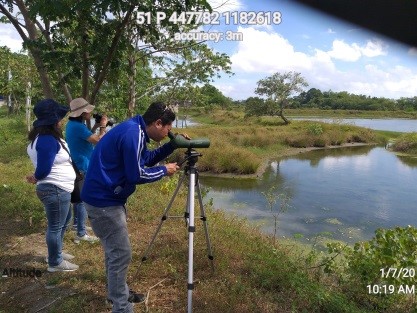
[320,226,417,311]
[391,133,417,154]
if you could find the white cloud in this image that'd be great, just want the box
[0,25,24,52]
[360,40,387,57]
[327,39,387,62]
[230,26,312,73]
[327,40,362,61]
[327,28,336,34]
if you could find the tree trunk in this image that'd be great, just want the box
[90,5,135,105]
[279,99,290,124]
[127,53,136,118]
[14,0,55,99]
[279,111,290,124]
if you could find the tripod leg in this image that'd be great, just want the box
[140,174,186,263]
[196,179,215,272]
[184,185,190,227]
[187,169,196,313]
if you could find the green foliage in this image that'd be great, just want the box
[391,132,417,154]
[199,84,233,108]
[244,97,276,117]
[261,185,292,245]
[318,227,417,311]
[0,47,43,112]
[254,71,308,123]
[307,123,324,135]
[349,227,417,285]
[1,0,231,118]
[293,88,413,111]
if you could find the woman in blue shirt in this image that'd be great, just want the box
[65,97,107,243]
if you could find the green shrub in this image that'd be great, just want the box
[392,133,417,154]
[307,123,324,135]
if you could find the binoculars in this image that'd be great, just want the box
[93,113,115,127]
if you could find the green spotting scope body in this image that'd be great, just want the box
[168,131,210,149]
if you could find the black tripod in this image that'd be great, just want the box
[141,148,214,313]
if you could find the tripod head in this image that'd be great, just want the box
[179,148,202,168]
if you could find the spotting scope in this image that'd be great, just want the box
[168,131,210,149]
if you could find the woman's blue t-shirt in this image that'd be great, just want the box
[65,120,94,172]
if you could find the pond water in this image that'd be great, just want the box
[292,117,417,132]
[199,118,417,244]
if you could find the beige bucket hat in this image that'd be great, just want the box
[69,98,95,117]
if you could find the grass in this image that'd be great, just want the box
[391,132,417,154]
[285,108,417,119]
[1,107,416,312]
[170,110,388,175]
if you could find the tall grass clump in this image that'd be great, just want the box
[199,141,261,174]
[391,132,417,154]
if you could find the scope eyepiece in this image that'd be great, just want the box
[168,131,210,149]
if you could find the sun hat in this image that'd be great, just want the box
[33,99,70,128]
[69,98,95,117]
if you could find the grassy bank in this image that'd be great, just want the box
[172,109,387,175]
[285,108,417,119]
[1,109,414,312]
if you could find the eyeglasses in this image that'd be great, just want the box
[163,105,173,113]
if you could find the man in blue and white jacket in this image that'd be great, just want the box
[82,102,181,313]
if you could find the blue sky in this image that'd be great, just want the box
[1,0,417,101]
[203,0,417,100]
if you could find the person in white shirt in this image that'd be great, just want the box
[26,99,79,272]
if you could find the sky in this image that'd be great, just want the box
[202,0,417,101]
[1,0,417,101]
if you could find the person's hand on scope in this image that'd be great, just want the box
[99,114,109,128]
[169,131,191,140]
[177,133,191,140]
[165,162,180,176]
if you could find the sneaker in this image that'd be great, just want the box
[128,290,145,303]
[47,260,79,272]
[74,233,99,244]
[45,252,75,263]
[106,290,145,305]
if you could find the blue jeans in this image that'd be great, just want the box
[85,204,133,313]
[36,183,71,267]
[72,202,87,237]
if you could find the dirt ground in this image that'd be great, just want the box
[0,219,110,313]
[2,221,64,313]
[0,216,203,313]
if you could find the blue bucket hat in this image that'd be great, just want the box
[33,99,70,128]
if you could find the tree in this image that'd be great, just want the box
[199,84,232,109]
[244,96,274,117]
[255,71,308,124]
[0,46,42,113]
[0,0,231,113]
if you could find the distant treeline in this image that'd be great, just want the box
[236,88,417,112]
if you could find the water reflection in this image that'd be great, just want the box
[200,146,417,244]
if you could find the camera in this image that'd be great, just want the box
[168,131,210,149]
[93,113,114,127]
